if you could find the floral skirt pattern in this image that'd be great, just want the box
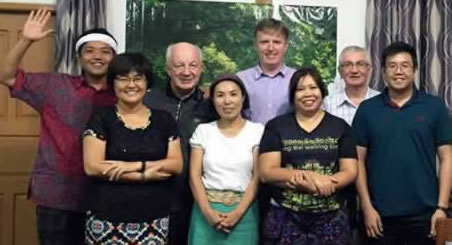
[85,211,169,245]
[262,204,350,245]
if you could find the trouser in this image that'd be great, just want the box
[367,211,434,245]
[349,211,368,245]
[36,205,85,245]
[169,206,192,245]
[346,186,371,245]
[258,184,272,245]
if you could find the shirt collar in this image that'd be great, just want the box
[165,81,204,102]
[382,85,419,108]
[74,76,85,88]
[253,63,289,80]
[338,87,377,108]
[75,76,109,91]
[338,90,351,107]
[364,87,376,99]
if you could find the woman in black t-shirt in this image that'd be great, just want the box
[83,53,182,244]
[258,66,357,245]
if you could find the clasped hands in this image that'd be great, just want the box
[206,208,243,233]
[101,160,170,181]
[287,170,338,196]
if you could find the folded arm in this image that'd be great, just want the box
[83,136,182,182]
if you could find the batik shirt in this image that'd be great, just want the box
[10,69,116,211]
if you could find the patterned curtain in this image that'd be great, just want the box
[366,0,452,112]
[55,0,107,75]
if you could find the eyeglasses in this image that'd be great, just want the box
[115,75,146,85]
[339,61,370,71]
[385,62,414,72]
[172,63,201,73]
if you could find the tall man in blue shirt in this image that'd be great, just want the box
[353,42,452,245]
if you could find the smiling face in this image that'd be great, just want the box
[166,43,203,97]
[255,30,289,72]
[77,41,114,79]
[383,52,416,93]
[339,50,372,88]
[294,75,323,114]
[212,80,244,121]
[114,70,147,106]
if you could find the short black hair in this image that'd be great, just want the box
[289,65,327,105]
[207,74,250,120]
[254,18,289,40]
[76,28,117,55]
[381,41,418,69]
[107,53,154,89]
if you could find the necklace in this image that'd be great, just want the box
[115,105,152,130]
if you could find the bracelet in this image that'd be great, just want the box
[437,205,448,212]
[140,160,146,172]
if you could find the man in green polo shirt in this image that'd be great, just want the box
[352,42,452,245]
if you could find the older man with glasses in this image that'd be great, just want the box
[324,46,380,126]
[324,46,380,245]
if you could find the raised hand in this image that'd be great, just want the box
[23,9,54,42]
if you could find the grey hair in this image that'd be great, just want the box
[165,42,203,65]
[338,45,371,65]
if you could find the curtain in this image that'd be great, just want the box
[366,0,452,112]
[55,0,107,75]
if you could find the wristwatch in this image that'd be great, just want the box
[437,205,448,212]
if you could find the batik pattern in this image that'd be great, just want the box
[262,205,350,245]
[85,212,169,245]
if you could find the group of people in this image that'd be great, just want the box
[0,8,450,245]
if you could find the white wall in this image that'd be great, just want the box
[106,0,127,53]
[0,0,56,4]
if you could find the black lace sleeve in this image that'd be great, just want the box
[83,106,110,141]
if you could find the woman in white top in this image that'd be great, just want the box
[188,74,264,245]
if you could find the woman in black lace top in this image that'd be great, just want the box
[83,53,182,244]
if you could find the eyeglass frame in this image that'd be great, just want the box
[115,75,147,85]
[384,62,414,72]
[338,61,371,71]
